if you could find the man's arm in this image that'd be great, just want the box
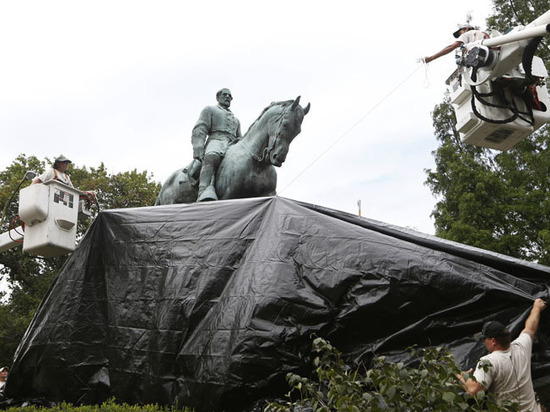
[456,369,484,396]
[31,169,52,185]
[191,107,212,160]
[521,298,547,339]
[424,41,463,63]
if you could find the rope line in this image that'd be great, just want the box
[279,64,424,194]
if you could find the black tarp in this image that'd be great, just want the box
[4,196,550,410]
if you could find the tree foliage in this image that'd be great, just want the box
[266,337,518,412]
[0,154,161,367]
[425,2,550,265]
[487,0,550,63]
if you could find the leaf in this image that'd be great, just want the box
[401,382,414,394]
[442,391,456,403]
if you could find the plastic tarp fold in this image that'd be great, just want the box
[4,196,550,410]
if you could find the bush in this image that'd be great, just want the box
[266,337,518,412]
[1,398,193,412]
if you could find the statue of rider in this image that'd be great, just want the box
[191,88,242,202]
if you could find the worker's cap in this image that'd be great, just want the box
[54,154,72,164]
[0,366,8,372]
[453,23,475,38]
[481,321,510,338]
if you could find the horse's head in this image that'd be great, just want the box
[266,96,310,167]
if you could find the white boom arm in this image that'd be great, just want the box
[482,24,550,47]
[0,229,24,253]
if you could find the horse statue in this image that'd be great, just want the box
[155,96,310,205]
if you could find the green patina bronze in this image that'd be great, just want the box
[155,93,310,205]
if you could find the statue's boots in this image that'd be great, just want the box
[197,154,220,202]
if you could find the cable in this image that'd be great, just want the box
[87,192,101,212]
[470,83,535,126]
[422,60,431,88]
[0,172,36,230]
[8,217,24,243]
[470,86,519,124]
[522,37,544,83]
[279,64,423,194]
[10,217,24,236]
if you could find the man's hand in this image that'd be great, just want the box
[456,368,484,396]
[456,368,473,383]
[193,146,205,160]
[534,298,547,312]
[522,298,547,338]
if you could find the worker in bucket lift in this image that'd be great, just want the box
[423,24,489,63]
[32,154,74,187]
[32,155,96,204]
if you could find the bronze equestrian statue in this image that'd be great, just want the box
[155,94,310,205]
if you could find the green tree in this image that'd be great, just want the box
[0,154,161,366]
[425,3,550,264]
[487,0,550,63]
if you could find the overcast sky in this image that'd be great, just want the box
[0,0,495,235]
